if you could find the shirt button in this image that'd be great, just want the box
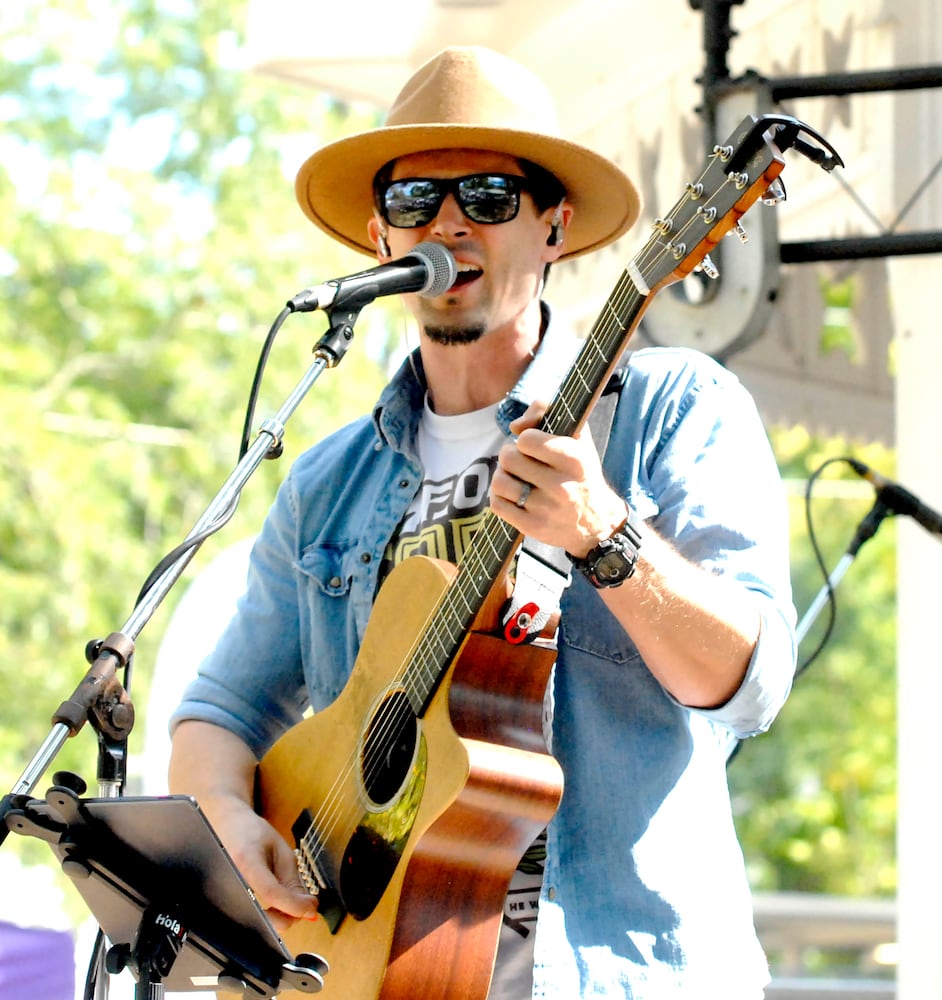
[399,479,410,489]
[360,553,372,564]
[328,576,342,588]
[547,886,556,901]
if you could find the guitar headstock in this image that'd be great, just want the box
[540,113,842,441]
[633,114,823,294]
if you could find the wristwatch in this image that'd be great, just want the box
[569,505,643,588]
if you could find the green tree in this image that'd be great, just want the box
[730,427,897,900]
[0,0,396,889]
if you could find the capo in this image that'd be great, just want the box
[728,113,845,175]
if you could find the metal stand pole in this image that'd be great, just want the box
[2,308,361,826]
[2,303,360,998]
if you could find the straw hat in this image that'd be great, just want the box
[294,46,641,260]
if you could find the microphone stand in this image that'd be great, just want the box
[1,299,364,996]
[728,494,892,766]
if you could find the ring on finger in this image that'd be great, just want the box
[515,483,532,509]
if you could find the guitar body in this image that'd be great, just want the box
[253,554,563,1000]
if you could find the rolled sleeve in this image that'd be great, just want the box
[609,348,798,737]
[693,600,797,737]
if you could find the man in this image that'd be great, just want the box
[169,46,796,998]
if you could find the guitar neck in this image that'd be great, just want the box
[542,271,647,437]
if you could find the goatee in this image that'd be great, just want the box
[424,323,487,346]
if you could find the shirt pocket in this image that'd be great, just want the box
[297,541,361,596]
[559,581,643,666]
[295,541,364,706]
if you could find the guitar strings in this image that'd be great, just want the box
[353,153,750,777]
[297,167,728,876]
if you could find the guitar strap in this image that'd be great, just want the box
[500,360,630,644]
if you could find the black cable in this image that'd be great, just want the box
[239,305,292,460]
[83,927,105,1000]
[133,304,293,607]
[793,455,848,679]
[77,307,296,997]
[133,497,240,607]
[728,454,865,767]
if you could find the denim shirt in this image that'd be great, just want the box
[172,315,796,999]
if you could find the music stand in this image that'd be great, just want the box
[4,778,327,998]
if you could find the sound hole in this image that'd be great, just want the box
[362,689,418,807]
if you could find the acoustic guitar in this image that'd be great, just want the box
[248,114,839,1000]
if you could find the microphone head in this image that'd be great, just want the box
[408,242,457,297]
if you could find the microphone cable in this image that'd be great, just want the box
[134,304,291,607]
[239,306,291,461]
[796,455,849,680]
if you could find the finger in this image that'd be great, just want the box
[494,454,524,493]
[229,828,318,923]
[267,905,320,933]
[492,457,539,508]
[258,876,319,925]
[515,429,606,493]
[264,841,320,920]
[508,399,548,435]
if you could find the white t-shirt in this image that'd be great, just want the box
[383,397,505,567]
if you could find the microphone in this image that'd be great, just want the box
[847,458,942,536]
[287,242,456,313]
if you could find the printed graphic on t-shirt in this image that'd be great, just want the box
[384,455,498,568]
[503,829,546,938]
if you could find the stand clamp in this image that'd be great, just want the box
[52,631,136,743]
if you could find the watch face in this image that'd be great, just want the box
[578,523,640,588]
[595,549,632,583]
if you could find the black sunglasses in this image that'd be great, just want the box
[376,173,534,229]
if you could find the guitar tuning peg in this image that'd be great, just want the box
[761,179,786,205]
[731,221,749,244]
[694,254,720,280]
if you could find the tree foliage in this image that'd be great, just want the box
[730,427,897,899]
[0,0,394,851]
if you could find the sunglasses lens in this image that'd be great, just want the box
[383,179,443,228]
[382,174,524,228]
[457,175,521,223]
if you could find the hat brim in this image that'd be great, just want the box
[295,123,641,261]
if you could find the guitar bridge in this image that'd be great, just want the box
[292,810,347,933]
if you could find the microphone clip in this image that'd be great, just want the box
[313,303,364,368]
